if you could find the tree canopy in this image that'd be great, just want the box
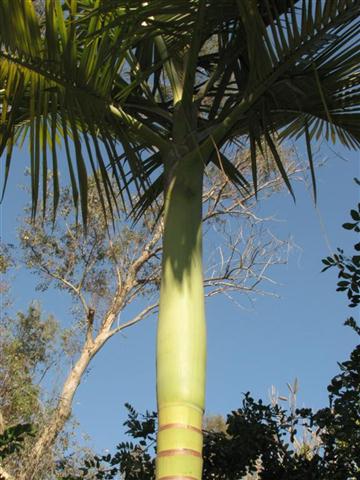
[0,1,359,221]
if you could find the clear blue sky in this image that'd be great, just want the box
[1,141,359,454]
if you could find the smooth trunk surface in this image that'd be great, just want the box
[156,153,206,479]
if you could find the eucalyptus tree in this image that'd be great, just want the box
[2,152,295,480]
[0,1,359,479]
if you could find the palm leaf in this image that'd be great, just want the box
[0,0,167,222]
[1,0,359,222]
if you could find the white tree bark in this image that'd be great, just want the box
[18,301,157,480]
[0,466,15,480]
[19,345,94,480]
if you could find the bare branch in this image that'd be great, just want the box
[130,220,163,275]
[39,266,88,315]
[76,239,99,294]
[108,238,123,291]
[107,303,158,340]
[86,308,95,345]
[26,245,89,314]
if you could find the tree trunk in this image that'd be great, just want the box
[156,152,206,480]
[0,466,15,480]
[19,345,95,480]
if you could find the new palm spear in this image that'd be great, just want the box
[0,1,360,478]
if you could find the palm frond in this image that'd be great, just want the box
[1,0,359,221]
[0,0,168,222]
[195,0,360,196]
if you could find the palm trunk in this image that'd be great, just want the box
[156,152,206,480]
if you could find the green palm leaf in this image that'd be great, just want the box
[0,0,169,222]
[2,0,359,219]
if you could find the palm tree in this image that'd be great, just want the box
[1,1,359,479]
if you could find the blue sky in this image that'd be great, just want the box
[1,141,359,454]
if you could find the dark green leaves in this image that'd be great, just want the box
[210,152,250,195]
[0,424,35,460]
[350,208,360,221]
[342,201,360,233]
[304,119,317,203]
[322,189,360,308]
